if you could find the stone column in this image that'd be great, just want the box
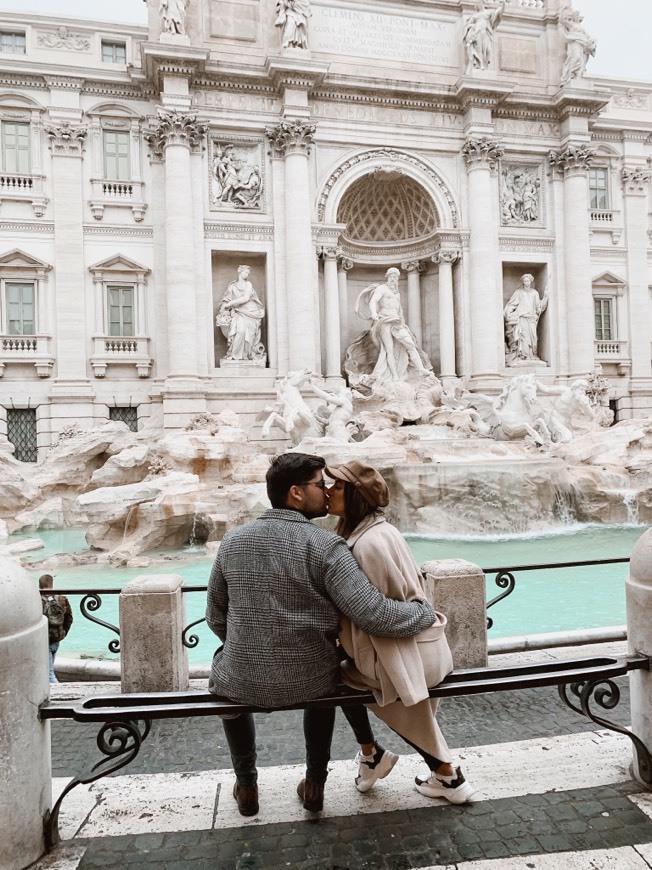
[549,145,595,378]
[320,246,342,380]
[120,574,189,693]
[267,120,319,372]
[337,256,353,351]
[421,558,487,668]
[0,558,50,867]
[621,167,652,390]
[145,111,207,380]
[433,250,460,381]
[462,138,504,388]
[401,260,424,345]
[626,527,652,787]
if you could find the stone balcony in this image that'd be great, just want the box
[89,178,147,222]
[0,334,54,377]
[90,335,152,378]
[595,339,631,376]
[0,173,48,217]
[590,209,622,244]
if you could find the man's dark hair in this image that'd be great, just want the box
[39,573,54,590]
[266,453,326,508]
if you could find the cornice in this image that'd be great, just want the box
[499,236,555,251]
[313,89,462,114]
[0,220,54,233]
[552,88,611,120]
[0,72,48,90]
[83,224,153,237]
[590,247,627,259]
[194,77,277,97]
[81,82,152,102]
[204,221,274,240]
[454,77,514,110]
[265,56,330,93]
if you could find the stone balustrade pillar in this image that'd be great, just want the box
[433,250,460,380]
[119,574,189,692]
[626,528,652,788]
[0,558,50,868]
[267,120,319,372]
[401,260,424,345]
[145,112,207,379]
[549,145,595,378]
[421,559,487,668]
[621,167,652,385]
[320,246,342,379]
[462,138,504,387]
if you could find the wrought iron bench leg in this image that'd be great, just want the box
[559,678,652,787]
[45,719,151,850]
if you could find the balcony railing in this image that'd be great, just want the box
[89,178,146,222]
[0,172,47,216]
[0,333,53,377]
[90,334,152,378]
[591,209,614,223]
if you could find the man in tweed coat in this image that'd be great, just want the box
[206,452,436,816]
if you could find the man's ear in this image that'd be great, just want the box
[285,484,304,508]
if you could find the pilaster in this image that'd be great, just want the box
[432,250,461,382]
[621,166,652,388]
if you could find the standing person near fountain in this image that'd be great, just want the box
[325,460,477,804]
[39,573,73,685]
[205,453,436,817]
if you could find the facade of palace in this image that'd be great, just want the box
[0,0,651,458]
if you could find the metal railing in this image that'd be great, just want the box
[44,555,632,654]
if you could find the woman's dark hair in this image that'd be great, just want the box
[335,481,378,539]
[266,452,326,508]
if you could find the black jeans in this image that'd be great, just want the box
[221,708,336,787]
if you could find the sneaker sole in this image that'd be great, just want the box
[414,781,478,804]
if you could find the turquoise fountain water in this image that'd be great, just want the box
[19,523,643,665]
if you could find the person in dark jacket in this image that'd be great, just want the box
[39,573,73,684]
[206,452,436,817]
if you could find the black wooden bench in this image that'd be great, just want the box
[39,653,652,849]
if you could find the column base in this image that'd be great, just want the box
[467,372,505,393]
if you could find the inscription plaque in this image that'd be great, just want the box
[311,6,458,67]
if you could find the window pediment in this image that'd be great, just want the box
[89,254,149,282]
[0,248,51,273]
[592,270,626,296]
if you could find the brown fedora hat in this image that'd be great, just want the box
[325,460,389,508]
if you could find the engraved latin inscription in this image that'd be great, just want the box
[311,6,458,67]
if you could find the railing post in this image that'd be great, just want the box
[0,557,51,868]
[626,528,652,788]
[119,574,189,692]
[421,559,488,668]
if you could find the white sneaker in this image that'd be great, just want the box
[354,745,399,793]
[414,766,477,804]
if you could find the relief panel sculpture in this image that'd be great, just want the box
[500,163,543,226]
[210,141,264,211]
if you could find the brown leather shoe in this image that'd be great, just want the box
[232,781,259,816]
[296,778,324,812]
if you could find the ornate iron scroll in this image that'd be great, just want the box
[486,570,516,630]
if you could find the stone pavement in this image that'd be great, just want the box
[34,643,652,869]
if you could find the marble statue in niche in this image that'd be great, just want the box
[501,166,541,225]
[211,143,263,210]
[463,0,505,72]
[559,6,596,86]
[503,274,548,365]
[275,0,311,50]
[159,0,189,35]
[345,267,432,383]
[216,265,266,362]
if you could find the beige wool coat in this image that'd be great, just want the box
[339,514,454,763]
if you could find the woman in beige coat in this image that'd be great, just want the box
[326,460,476,804]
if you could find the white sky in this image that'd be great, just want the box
[1,0,651,82]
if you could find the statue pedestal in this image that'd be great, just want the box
[505,358,548,371]
[160,33,191,46]
[219,357,267,369]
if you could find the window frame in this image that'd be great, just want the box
[101,40,127,64]
[4,279,36,335]
[0,31,26,54]
[1,119,31,174]
[589,166,610,211]
[106,283,135,337]
[594,296,614,342]
[102,128,131,181]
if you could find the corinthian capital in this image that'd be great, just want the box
[621,166,650,195]
[548,144,595,176]
[461,137,504,169]
[144,111,208,160]
[432,250,461,266]
[44,121,86,156]
[266,119,316,157]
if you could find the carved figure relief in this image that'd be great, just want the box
[275,0,311,50]
[160,0,189,35]
[211,142,264,210]
[463,0,505,72]
[500,164,543,226]
[216,265,266,362]
[37,27,90,51]
[503,274,548,365]
[344,267,432,383]
[559,6,596,86]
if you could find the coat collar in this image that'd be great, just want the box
[259,508,314,524]
[346,513,386,549]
